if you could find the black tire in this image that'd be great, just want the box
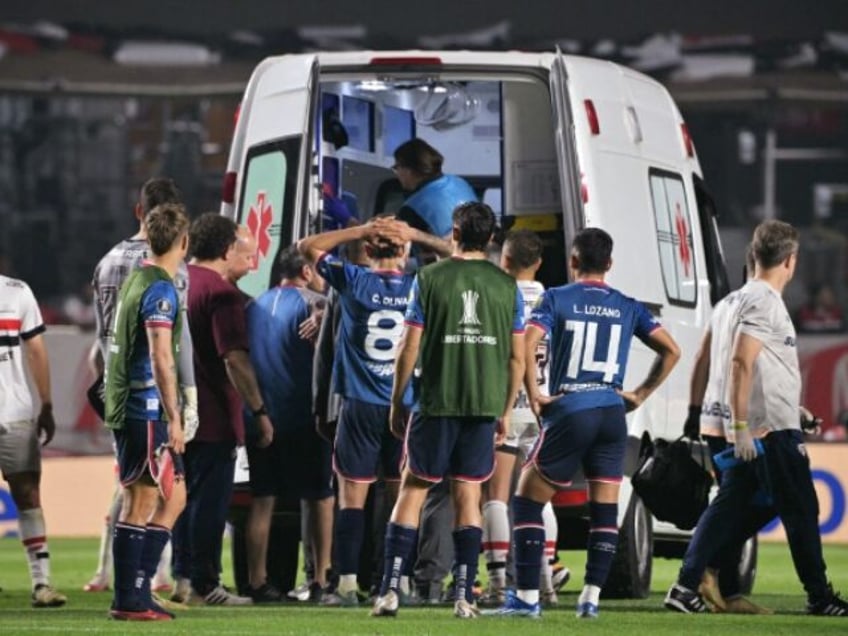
[603,493,653,599]
[737,535,758,595]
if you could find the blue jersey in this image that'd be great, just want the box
[528,281,660,416]
[125,279,180,421]
[246,285,323,429]
[317,253,414,406]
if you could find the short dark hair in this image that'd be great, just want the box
[145,203,189,256]
[278,245,310,280]
[503,229,543,270]
[453,202,495,252]
[572,227,613,274]
[393,138,443,178]
[189,212,237,261]
[140,177,181,216]
[751,220,799,269]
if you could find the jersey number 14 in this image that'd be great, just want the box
[564,319,621,383]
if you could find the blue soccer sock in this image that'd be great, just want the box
[335,508,365,577]
[452,526,483,603]
[139,524,170,607]
[379,523,417,596]
[586,502,618,588]
[113,522,146,610]
[513,496,546,596]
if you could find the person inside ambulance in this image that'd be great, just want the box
[392,138,477,240]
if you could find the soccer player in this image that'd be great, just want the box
[481,229,562,606]
[666,220,848,617]
[244,245,329,602]
[371,201,525,619]
[487,227,680,619]
[299,217,451,606]
[86,177,197,594]
[0,273,66,608]
[103,203,190,620]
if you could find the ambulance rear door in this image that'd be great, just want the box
[226,54,320,297]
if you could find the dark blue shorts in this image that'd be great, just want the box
[113,419,185,487]
[404,413,496,483]
[334,398,402,483]
[247,426,333,500]
[526,403,627,487]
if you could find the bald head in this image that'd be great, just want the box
[227,225,258,283]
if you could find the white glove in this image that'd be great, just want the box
[733,421,757,462]
[182,385,199,443]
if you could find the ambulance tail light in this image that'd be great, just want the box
[681,122,695,158]
[368,56,443,67]
[584,99,600,135]
[222,171,237,204]
[233,101,242,129]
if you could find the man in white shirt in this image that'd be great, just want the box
[0,274,66,607]
[667,220,848,617]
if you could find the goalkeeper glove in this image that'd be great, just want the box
[182,385,199,443]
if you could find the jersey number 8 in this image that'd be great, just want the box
[364,310,405,361]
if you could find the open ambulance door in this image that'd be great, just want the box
[230,55,320,297]
[549,49,586,273]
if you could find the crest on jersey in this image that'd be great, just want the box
[459,290,481,326]
[156,298,172,314]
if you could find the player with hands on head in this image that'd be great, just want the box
[297,214,450,606]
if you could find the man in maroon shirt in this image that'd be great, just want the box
[172,213,272,606]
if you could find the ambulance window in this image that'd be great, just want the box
[236,137,300,297]
[383,105,415,156]
[649,169,697,307]
[342,96,374,152]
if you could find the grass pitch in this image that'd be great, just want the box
[1,537,847,634]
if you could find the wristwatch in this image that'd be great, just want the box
[251,404,268,417]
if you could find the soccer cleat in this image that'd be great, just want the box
[152,592,188,612]
[541,589,558,607]
[576,601,599,618]
[31,584,67,608]
[481,589,541,618]
[320,589,360,607]
[169,577,192,604]
[199,585,253,606]
[371,590,399,617]
[151,578,173,593]
[807,585,848,617]
[454,599,480,618]
[552,564,571,591]
[477,587,507,608]
[722,596,773,615]
[83,574,110,592]
[110,607,171,621]
[247,582,284,603]
[664,583,708,614]
[287,581,312,601]
[698,569,726,612]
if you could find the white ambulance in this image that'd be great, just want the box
[220,50,750,598]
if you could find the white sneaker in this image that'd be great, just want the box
[199,585,253,606]
[371,590,399,617]
[454,598,480,618]
[287,581,311,602]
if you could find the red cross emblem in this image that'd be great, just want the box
[674,204,692,277]
[246,191,273,270]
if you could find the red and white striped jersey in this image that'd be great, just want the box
[0,275,46,423]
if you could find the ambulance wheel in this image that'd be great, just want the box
[603,493,653,599]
